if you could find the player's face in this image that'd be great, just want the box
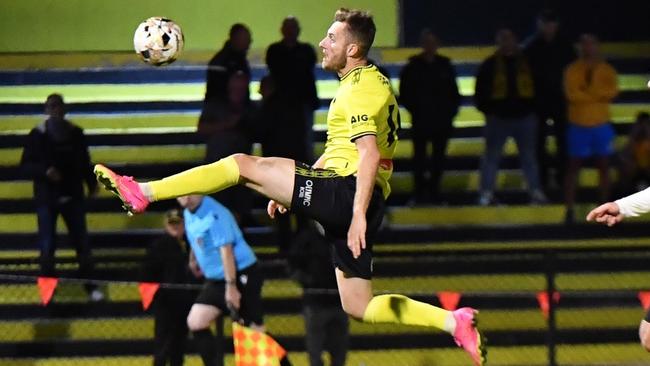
[319,21,349,72]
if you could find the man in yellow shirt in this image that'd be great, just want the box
[94,8,485,365]
[563,34,618,223]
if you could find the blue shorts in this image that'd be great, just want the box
[567,123,615,158]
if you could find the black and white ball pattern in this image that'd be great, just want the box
[133,17,184,66]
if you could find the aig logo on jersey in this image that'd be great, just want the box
[298,179,313,206]
[350,114,368,124]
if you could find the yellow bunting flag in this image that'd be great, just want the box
[233,322,286,366]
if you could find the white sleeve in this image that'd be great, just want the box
[615,187,650,217]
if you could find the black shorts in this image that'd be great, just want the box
[291,162,385,280]
[194,263,264,326]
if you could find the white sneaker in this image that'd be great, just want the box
[89,289,105,302]
[530,190,548,205]
[477,191,495,206]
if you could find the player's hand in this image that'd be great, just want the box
[188,260,203,278]
[347,213,367,259]
[586,202,624,227]
[267,200,288,219]
[225,283,241,310]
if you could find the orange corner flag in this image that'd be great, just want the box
[438,291,462,311]
[233,322,286,366]
[37,277,58,306]
[536,291,560,319]
[138,282,160,310]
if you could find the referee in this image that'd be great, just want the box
[178,195,263,366]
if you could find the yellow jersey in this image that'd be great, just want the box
[564,59,618,127]
[321,64,400,198]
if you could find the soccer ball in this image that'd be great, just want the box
[133,17,184,66]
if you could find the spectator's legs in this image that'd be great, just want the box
[595,156,611,202]
[479,116,510,203]
[153,303,173,366]
[512,114,544,194]
[60,199,96,293]
[304,306,326,366]
[36,204,58,276]
[430,122,453,202]
[535,112,551,188]
[324,307,349,366]
[187,304,222,366]
[411,120,429,203]
[551,106,568,187]
[168,304,190,366]
[564,158,582,223]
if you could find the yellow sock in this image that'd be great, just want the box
[362,294,453,332]
[148,156,240,201]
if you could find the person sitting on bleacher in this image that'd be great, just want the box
[615,112,650,196]
[474,28,548,206]
[563,34,619,224]
[20,93,104,302]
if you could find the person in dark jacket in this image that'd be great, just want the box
[142,209,197,366]
[399,30,461,203]
[20,94,102,301]
[288,221,349,366]
[204,23,252,103]
[474,28,548,206]
[266,16,319,161]
[523,9,576,189]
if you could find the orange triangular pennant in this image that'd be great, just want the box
[438,291,462,311]
[233,322,286,366]
[37,276,58,306]
[138,282,160,310]
[536,291,560,319]
[638,291,650,311]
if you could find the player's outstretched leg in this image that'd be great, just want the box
[96,154,296,215]
[95,155,241,215]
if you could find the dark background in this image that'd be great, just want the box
[401,0,650,45]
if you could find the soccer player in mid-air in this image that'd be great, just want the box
[95,8,485,365]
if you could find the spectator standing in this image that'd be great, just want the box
[198,72,256,224]
[563,34,619,223]
[266,16,320,162]
[474,29,548,206]
[179,195,263,366]
[288,221,349,366]
[523,9,576,189]
[141,209,196,366]
[204,23,252,103]
[20,94,103,301]
[399,30,461,203]
[258,75,308,253]
[617,112,650,195]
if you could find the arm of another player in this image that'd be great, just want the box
[188,249,203,278]
[220,244,241,310]
[348,135,380,259]
[587,186,650,226]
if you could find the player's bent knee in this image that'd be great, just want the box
[339,297,366,320]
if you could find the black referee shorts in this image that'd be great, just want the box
[194,263,264,326]
[290,162,385,280]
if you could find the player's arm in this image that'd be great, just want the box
[348,135,380,259]
[219,244,241,310]
[587,186,650,226]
